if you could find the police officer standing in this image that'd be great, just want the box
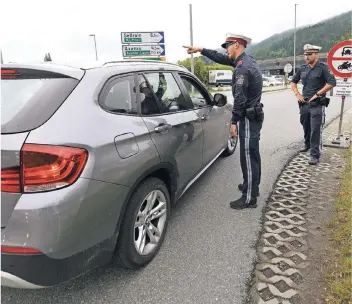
[290,44,336,165]
[183,33,264,210]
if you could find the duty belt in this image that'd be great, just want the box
[302,97,330,107]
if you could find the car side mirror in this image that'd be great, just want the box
[169,105,179,112]
[213,93,227,107]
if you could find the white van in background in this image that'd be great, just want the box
[209,70,232,87]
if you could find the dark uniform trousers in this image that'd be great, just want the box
[300,103,326,159]
[239,117,263,202]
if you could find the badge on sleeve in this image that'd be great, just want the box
[236,74,244,86]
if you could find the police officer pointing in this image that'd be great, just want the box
[290,44,336,165]
[184,33,264,210]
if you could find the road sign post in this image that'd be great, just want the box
[284,63,293,88]
[325,40,352,149]
[337,94,345,142]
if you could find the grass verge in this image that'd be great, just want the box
[324,147,352,304]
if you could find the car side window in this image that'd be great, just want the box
[100,75,137,114]
[144,72,191,113]
[180,75,211,109]
[137,74,162,116]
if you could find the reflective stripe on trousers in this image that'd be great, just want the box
[244,118,252,204]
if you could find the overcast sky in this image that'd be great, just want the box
[0,0,351,65]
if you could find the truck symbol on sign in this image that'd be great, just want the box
[341,46,352,56]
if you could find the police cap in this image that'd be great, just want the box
[303,44,322,54]
[221,33,252,49]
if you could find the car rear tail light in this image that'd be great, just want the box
[22,144,88,192]
[1,246,41,254]
[1,69,20,79]
[1,144,88,193]
[1,167,21,193]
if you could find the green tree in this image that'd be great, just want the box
[178,57,208,85]
[335,31,352,44]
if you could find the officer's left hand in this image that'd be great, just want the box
[309,94,319,102]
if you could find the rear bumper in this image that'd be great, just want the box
[1,237,115,288]
[1,271,44,289]
[2,178,129,260]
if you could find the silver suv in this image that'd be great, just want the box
[1,60,237,288]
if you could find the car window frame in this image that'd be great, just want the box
[175,72,214,108]
[137,70,194,116]
[98,72,140,116]
[136,73,163,116]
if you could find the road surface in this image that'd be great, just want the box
[2,90,351,304]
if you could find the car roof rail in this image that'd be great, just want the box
[102,60,187,70]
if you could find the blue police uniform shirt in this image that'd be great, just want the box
[291,61,336,98]
[201,49,262,123]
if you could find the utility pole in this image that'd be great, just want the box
[89,34,98,61]
[294,4,298,74]
[189,4,194,75]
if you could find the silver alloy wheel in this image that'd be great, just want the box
[227,136,237,152]
[134,190,167,256]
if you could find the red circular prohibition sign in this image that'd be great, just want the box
[327,40,352,78]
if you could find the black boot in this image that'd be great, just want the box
[238,184,260,197]
[308,157,319,165]
[230,196,257,210]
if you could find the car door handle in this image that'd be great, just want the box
[155,124,172,133]
[201,114,209,121]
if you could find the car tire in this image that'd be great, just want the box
[222,135,238,157]
[113,177,171,269]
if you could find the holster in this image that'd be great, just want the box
[245,103,264,121]
[320,96,330,107]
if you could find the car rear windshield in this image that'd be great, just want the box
[1,68,80,134]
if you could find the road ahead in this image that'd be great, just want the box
[2,90,351,304]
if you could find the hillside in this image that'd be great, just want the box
[201,10,351,64]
